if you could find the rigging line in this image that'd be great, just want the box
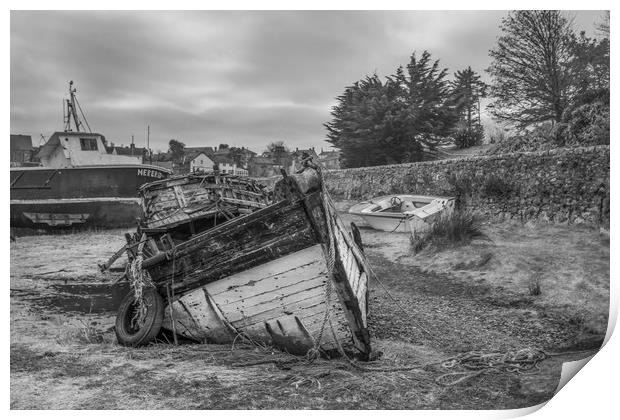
[74,95,92,133]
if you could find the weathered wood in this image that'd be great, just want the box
[167,244,355,351]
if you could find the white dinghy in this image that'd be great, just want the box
[348,194,455,233]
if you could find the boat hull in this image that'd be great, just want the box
[136,175,372,358]
[10,165,169,228]
[349,194,455,233]
[162,245,355,355]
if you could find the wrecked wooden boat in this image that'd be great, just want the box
[113,166,372,359]
[348,194,455,233]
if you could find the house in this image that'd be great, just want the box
[10,134,33,167]
[212,145,257,170]
[184,146,216,158]
[213,155,248,176]
[318,149,341,170]
[36,131,141,168]
[188,152,215,173]
[248,156,283,177]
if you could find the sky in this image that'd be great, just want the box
[10,10,604,153]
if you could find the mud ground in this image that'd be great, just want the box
[10,208,609,409]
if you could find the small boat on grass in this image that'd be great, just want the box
[109,165,372,360]
[348,194,455,234]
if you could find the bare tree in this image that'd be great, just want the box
[596,11,610,39]
[487,11,575,128]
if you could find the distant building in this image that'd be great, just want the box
[318,149,341,170]
[10,134,33,167]
[113,144,148,160]
[185,146,216,158]
[213,155,248,176]
[189,152,215,173]
[248,156,283,177]
[36,131,141,168]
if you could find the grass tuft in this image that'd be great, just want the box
[410,210,489,254]
[527,276,542,296]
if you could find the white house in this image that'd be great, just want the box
[219,162,248,176]
[189,152,215,173]
[36,131,141,168]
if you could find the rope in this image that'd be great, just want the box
[126,234,154,329]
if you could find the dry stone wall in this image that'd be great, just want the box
[323,146,610,225]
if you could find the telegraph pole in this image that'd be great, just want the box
[147,125,152,164]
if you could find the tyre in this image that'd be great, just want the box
[115,288,164,347]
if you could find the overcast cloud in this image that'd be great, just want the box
[10,10,603,153]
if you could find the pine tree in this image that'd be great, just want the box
[325,51,457,168]
[451,67,487,148]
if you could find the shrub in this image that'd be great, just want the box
[410,210,489,253]
[565,102,610,146]
[453,124,485,149]
[527,276,542,296]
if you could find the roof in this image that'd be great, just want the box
[212,155,234,165]
[187,151,212,162]
[10,135,33,151]
[185,146,215,156]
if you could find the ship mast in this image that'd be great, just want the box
[63,81,92,133]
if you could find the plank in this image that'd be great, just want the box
[206,245,326,296]
[177,288,235,343]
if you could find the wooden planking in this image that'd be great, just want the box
[207,245,327,296]
[356,272,368,327]
[162,300,205,342]
[168,244,345,349]
[177,289,235,343]
[217,274,326,310]
[224,285,326,325]
[148,201,318,292]
[167,229,317,294]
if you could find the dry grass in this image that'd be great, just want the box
[410,210,489,254]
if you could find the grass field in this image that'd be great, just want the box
[10,208,609,409]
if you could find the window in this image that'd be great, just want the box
[80,138,98,151]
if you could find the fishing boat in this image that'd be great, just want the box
[10,81,171,229]
[113,164,372,359]
[348,194,455,233]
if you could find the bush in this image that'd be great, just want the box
[564,102,610,146]
[453,124,485,149]
[411,210,489,253]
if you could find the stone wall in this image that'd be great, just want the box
[323,146,610,225]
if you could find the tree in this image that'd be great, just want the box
[596,11,610,39]
[568,31,609,106]
[451,67,488,148]
[326,75,407,167]
[168,139,185,163]
[325,51,458,167]
[265,141,290,167]
[487,11,575,128]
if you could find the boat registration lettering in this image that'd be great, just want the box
[137,168,165,179]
